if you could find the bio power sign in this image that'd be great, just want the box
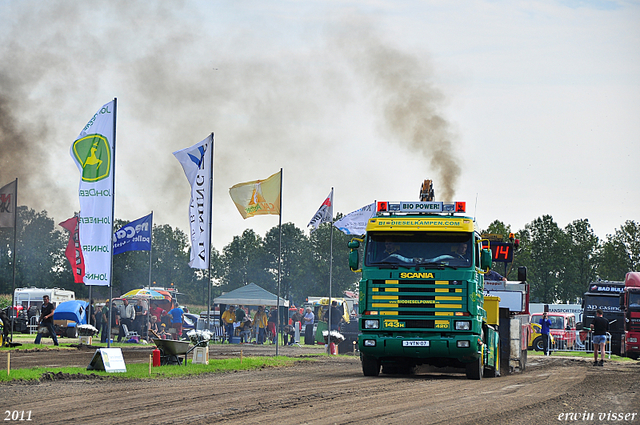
[70,100,116,286]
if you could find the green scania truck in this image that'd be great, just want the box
[348,199,500,380]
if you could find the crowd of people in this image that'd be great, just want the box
[26,294,350,347]
[91,298,186,343]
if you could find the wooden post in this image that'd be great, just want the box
[149,354,152,375]
[7,352,10,376]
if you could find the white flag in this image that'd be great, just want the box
[69,100,116,286]
[307,189,333,233]
[334,203,376,235]
[173,134,213,269]
[0,180,17,228]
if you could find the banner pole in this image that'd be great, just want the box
[10,178,17,343]
[207,133,214,331]
[148,211,154,288]
[107,97,117,349]
[327,187,334,354]
[276,168,283,356]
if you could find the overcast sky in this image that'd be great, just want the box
[1,0,638,251]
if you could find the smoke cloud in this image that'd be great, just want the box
[0,3,461,246]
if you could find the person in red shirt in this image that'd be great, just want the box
[149,302,164,323]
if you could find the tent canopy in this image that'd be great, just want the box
[213,283,289,307]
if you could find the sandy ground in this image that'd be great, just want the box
[0,343,639,425]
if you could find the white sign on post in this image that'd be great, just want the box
[87,348,127,373]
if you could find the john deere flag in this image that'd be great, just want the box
[59,215,85,284]
[307,189,333,233]
[69,99,116,286]
[173,135,213,269]
[229,171,281,219]
[0,179,17,228]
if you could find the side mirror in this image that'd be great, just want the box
[480,249,492,271]
[348,239,361,272]
[349,250,360,272]
[518,266,527,282]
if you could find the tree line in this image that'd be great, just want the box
[482,216,639,303]
[1,207,638,305]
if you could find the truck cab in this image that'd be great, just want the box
[620,272,640,359]
[350,200,499,380]
[582,280,625,355]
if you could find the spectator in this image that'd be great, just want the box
[303,307,315,345]
[239,316,252,343]
[117,299,135,342]
[221,305,236,343]
[539,312,552,356]
[134,299,148,337]
[591,309,609,366]
[100,300,110,343]
[485,269,507,281]
[148,315,160,339]
[235,305,246,323]
[168,304,184,340]
[325,301,343,331]
[253,306,268,344]
[149,302,164,323]
[94,304,103,334]
[88,299,96,327]
[268,307,278,344]
[158,323,169,339]
[34,295,59,346]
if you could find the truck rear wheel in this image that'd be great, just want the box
[465,356,483,380]
[362,356,380,377]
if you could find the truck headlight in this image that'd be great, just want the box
[364,319,379,329]
[363,339,376,347]
[457,340,470,348]
[629,337,638,343]
[455,321,471,330]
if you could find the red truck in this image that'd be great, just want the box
[620,272,640,360]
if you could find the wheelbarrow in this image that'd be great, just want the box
[153,338,192,366]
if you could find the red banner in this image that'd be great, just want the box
[59,216,85,283]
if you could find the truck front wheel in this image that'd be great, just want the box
[362,356,380,377]
[465,356,483,380]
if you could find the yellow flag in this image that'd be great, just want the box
[229,171,281,219]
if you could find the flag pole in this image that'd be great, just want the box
[10,178,17,343]
[327,187,334,355]
[148,211,154,288]
[207,133,214,332]
[107,97,117,349]
[276,168,283,356]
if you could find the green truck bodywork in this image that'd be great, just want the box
[349,202,500,379]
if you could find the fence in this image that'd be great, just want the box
[538,331,612,359]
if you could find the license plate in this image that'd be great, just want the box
[402,341,429,347]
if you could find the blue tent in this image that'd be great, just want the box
[53,300,88,326]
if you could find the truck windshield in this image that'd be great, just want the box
[365,231,473,267]
[585,295,621,313]
[629,293,640,307]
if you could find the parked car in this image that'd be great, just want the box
[529,312,577,350]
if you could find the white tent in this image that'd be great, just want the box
[213,283,289,307]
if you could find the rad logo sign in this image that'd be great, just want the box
[71,135,111,182]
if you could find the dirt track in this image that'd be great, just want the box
[0,344,639,424]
